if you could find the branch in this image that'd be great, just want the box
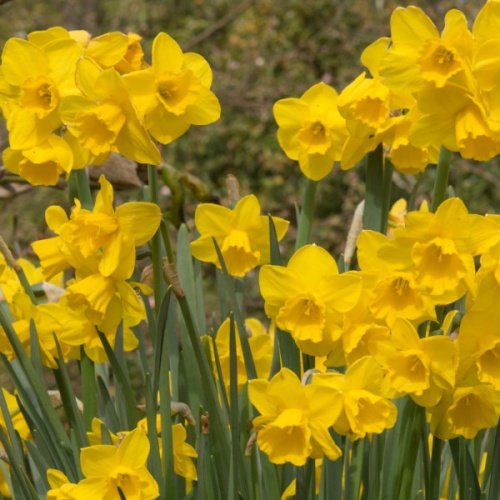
[183,0,253,51]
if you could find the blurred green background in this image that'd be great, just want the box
[0,0,496,257]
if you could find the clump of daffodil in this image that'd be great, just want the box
[273,82,349,180]
[124,32,221,144]
[358,198,498,306]
[190,194,289,277]
[30,174,160,362]
[32,174,161,280]
[248,367,342,466]
[259,244,362,356]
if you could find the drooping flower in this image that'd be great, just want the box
[273,82,349,180]
[171,423,198,483]
[428,366,500,440]
[249,367,342,466]
[259,244,362,356]
[60,58,160,165]
[2,133,73,185]
[190,194,289,277]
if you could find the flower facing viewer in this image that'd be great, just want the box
[190,194,289,277]
[273,82,349,180]
[248,368,342,466]
[259,244,362,356]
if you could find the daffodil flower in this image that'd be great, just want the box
[190,194,289,277]
[273,82,349,180]
[124,32,221,144]
[249,368,342,466]
[259,244,361,356]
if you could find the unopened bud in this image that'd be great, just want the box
[226,174,240,205]
[344,200,364,264]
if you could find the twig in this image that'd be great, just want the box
[183,0,254,50]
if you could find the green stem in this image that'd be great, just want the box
[363,143,386,233]
[295,179,318,250]
[80,349,97,431]
[346,438,364,500]
[399,403,425,498]
[69,168,93,209]
[429,436,442,500]
[147,165,166,319]
[431,147,452,212]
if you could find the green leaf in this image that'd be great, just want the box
[97,329,141,428]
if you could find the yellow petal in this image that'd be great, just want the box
[115,202,161,244]
[152,32,184,74]
[287,245,338,289]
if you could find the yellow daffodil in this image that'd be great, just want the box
[459,294,500,391]
[60,58,160,165]
[211,317,272,393]
[3,133,73,186]
[337,72,392,138]
[314,356,397,440]
[341,322,393,367]
[190,194,289,277]
[249,367,342,466]
[429,370,500,440]
[386,318,457,407]
[273,82,349,180]
[46,470,81,500]
[124,32,220,144]
[260,244,361,356]
[77,428,159,499]
[172,423,198,483]
[32,174,161,280]
[379,7,473,93]
[0,36,82,149]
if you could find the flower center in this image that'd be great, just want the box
[156,70,201,115]
[20,77,59,118]
[298,120,331,154]
[276,294,326,342]
[71,102,125,155]
[418,39,462,87]
[220,229,260,277]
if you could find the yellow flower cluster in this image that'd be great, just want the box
[46,417,197,499]
[273,1,500,179]
[0,175,160,364]
[0,28,221,185]
[247,196,500,465]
